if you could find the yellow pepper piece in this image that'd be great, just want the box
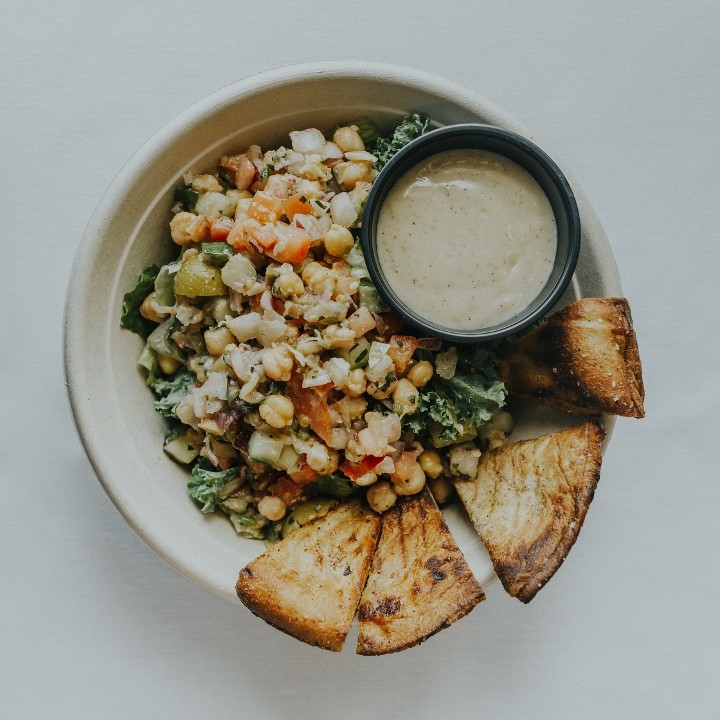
[174,250,226,297]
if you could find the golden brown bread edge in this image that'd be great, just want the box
[356,487,485,655]
[498,297,645,418]
[235,499,381,652]
[454,420,604,603]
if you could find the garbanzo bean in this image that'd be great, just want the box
[258,495,287,521]
[204,326,236,357]
[259,395,294,429]
[418,449,443,479]
[262,345,294,381]
[393,462,426,496]
[392,378,419,415]
[305,443,339,475]
[332,126,365,153]
[367,481,398,513]
[428,476,454,505]
[406,360,433,388]
[323,224,355,257]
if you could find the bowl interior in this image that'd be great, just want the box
[361,124,581,342]
[64,62,621,604]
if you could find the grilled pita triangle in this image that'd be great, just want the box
[498,297,645,418]
[454,420,604,603]
[356,487,485,655]
[236,499,381,651]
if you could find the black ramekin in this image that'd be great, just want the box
[360,123,581,343]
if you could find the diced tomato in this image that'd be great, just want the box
[286,372,333,445]
[340,455,384,481]
[283,194,313,221]
[387,335,419,373]
[210,216,233,241]
[247,191,284,224]
[288,463,320,487]
[268,476,304,506]
[269,224,312,264]
[226,218,253,252]
[247,222,278,251]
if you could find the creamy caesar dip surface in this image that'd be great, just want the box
[376,148,558,330]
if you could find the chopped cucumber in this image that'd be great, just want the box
[358,281,388,313]
[163,426,202,464]
[277,445,302,475]
[430,421,477,448]
[247,431,285,466]
[282,498,337,537]
[339,337,371,369]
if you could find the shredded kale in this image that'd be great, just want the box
[149,369,195,417]
[404,391,462,442]
[403,344,507,441]
[187,459,238,513]
[121,265,160,338]
[435,373,506,430]
[370,112,430,169]
[434,344,507,429]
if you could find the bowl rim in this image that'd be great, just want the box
[63,60,621,604]
[361,122,582,342]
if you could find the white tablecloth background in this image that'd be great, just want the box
[3,1,718,718]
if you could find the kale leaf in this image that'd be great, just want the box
[404,391,462,441]
[187,459,238,513]
[435,372,506,430]
[403,343,507,441]
[370,112,430,170]
[149,369,195,417]
[120,264,160,338]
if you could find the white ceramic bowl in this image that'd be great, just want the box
[64,61,621,604]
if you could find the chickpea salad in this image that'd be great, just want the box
[121,114,512,542]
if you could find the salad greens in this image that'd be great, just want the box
[405,344,507,443]
[187,459,238,513]
[370,112,430,170]
[150,368,195,418]
[120,264,160,338]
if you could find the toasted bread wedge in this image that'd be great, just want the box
[454,420,604,603]
[236,500,381,651]
[356,487,485,655]
[498,297,645,418]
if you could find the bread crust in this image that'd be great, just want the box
[454,420,604,603]
[235,499,381,651]
[498,297,645,418]
[356,488,485,655]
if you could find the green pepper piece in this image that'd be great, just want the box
[174,186,199,211]
[201,242,234,266]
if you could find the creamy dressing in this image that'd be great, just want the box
[376,148,557,330]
